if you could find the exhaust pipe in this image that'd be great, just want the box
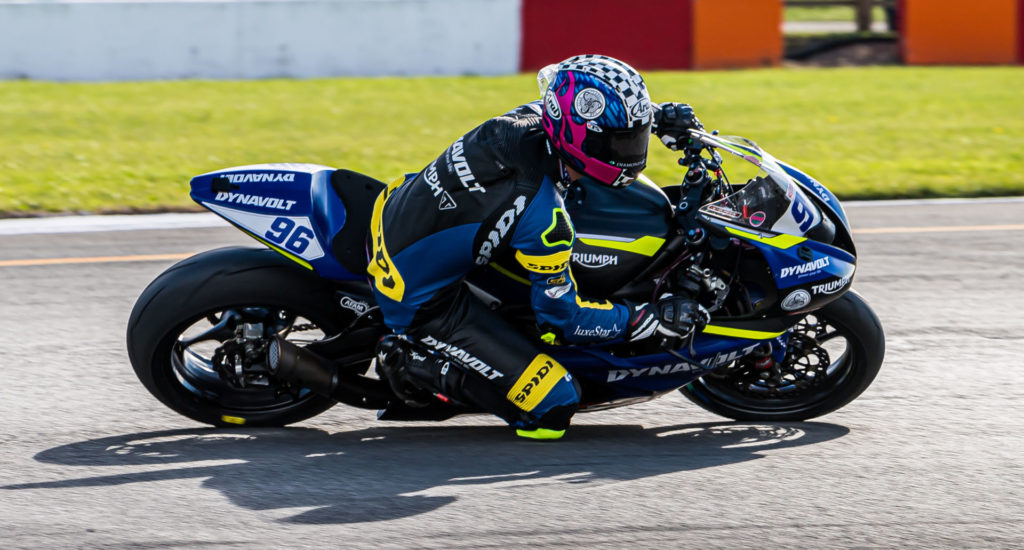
[267,336,393,409]
[267,336,339,396]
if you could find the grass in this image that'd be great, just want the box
[785,6,888,22]
[1,67,1023,215]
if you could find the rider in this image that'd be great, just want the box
[368,54,708,440]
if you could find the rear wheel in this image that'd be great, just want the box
[127,247,373,427]
[681,291,884,421]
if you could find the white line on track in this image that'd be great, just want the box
[1,196,1022,236]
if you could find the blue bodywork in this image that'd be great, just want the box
[191,162,852,408]
[189,163,362,281]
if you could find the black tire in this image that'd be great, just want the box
[681,290,885,421]
[126,247,371,427]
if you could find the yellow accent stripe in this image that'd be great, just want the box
[516,428,565,440]
[568,268,613,310]
[366,178,406,302]
[490,263,531,286]
[578,235,665,256]
[725,227,806,250]
[220,415,246,425]
[506,354,568,412]
[516,249,571,273]
[250,234,313,270]
[541,208,574,248]
[702,324,785,340]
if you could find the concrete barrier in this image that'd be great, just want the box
[0,0,520,80]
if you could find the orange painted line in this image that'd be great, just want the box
[854,224,1024,235]
[0,253,192,267]
[2,223,1023,267]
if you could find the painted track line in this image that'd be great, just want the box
[855,224,1024,234]
[1,197,1023,236]
[0,253,194,267]
[2,223,1022,268]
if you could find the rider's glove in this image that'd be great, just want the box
[652,102,703,151]
[626,296,710,345]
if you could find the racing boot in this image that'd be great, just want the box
[376,336,472,408]
[376,336,435,407]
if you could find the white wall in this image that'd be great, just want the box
[0,0,521,81]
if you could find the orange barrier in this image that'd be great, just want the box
[902,0,1020,64]
[519,0,782,71]
[691,0,782,69]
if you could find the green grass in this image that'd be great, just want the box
[1,67,1023,215]
[785,6,887,22]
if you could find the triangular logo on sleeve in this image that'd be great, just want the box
[439,191,457,211]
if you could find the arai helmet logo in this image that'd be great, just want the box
[630,98,651,119]
[572,253,618,268]
[781,289,812,311]
[544,89,562,120]
[574,88,606,120]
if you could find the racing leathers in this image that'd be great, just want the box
[368,101,631,434]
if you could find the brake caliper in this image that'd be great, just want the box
[212,323,272,388]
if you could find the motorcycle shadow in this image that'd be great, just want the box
[4,421,848,525]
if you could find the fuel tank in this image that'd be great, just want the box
[564,177,673,297]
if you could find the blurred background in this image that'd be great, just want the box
[0,0,1021,216]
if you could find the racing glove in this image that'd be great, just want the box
[652,102,704,151]
[626,296,710,345]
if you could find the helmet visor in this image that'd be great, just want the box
[584,125,650,177]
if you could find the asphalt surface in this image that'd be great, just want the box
[1,199,1022,549]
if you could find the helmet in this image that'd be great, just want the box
[539,55,653,188]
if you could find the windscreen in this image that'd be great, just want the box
[695,134,823,237]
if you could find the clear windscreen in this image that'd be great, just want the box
[695,133,823,237]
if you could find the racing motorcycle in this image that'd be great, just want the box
[126,130,884,427]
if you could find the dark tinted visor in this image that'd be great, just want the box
[584,125,650,175]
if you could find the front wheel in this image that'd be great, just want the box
[681,290,885,421]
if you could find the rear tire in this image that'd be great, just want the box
[126,247,369,427]
[681,290,884,421]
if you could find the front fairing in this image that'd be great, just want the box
[694,134,827,239]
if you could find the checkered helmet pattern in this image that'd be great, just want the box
[555,54,652,127]
[540,54,652,188]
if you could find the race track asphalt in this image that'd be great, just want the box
[1,198,1022,549]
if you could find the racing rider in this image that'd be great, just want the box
[368,54,709,440]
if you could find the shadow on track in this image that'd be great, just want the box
[3,422,847,524]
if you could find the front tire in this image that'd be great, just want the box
[126,247,369,427]
[681,290,885,421]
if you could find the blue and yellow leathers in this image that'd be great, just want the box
[368,103,630,435]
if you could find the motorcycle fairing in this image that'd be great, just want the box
[549,330,775,399]
[779,160,850,231]
[190,163,361,280]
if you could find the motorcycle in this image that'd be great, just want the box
[126,129,884,427]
